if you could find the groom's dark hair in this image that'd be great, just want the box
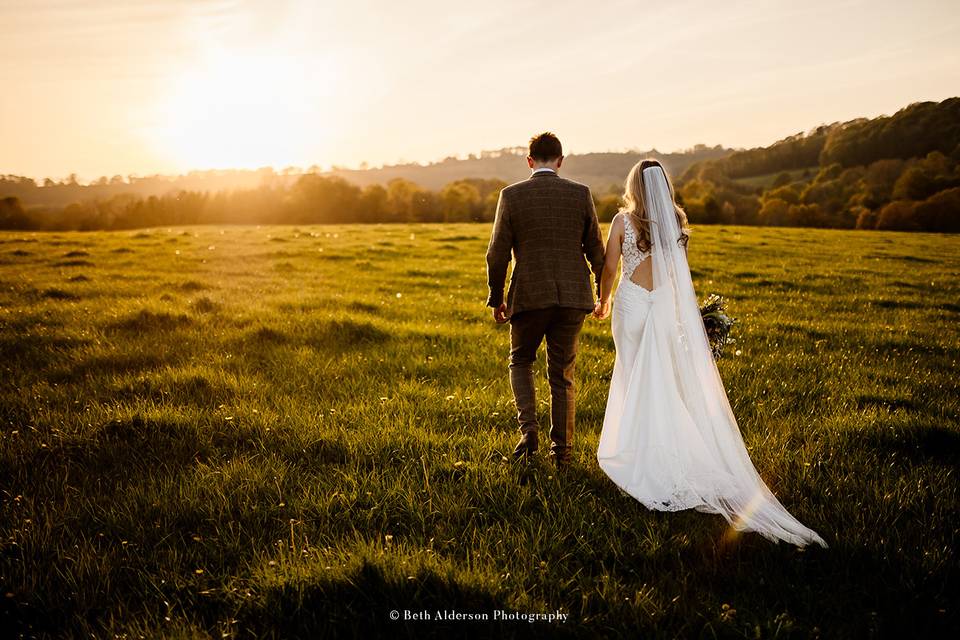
[528,132,562,162]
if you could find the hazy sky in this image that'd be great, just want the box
[1,0,958,183]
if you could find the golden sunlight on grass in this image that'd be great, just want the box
[2,223,959,636]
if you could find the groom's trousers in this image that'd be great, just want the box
[508,305,589,462]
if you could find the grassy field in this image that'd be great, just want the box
[1,223,958,639]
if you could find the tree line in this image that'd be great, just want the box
[0,145,732,210]
[675,97,960,232]
[0,177,509,231]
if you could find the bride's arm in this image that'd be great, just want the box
[597,214,623,307]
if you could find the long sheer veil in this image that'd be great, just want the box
[643,164,827,547]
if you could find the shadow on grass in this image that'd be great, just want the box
[179,279,209,291]
[105,309,193,333]
[229,557,573,640]
[855,394,916,412]
[838,422,960,466]
[26,414,355,493]
[46,350,174,383]
[40,287,80,300]
[28,415,226,485]
[51,259,94,267]
[108,371,234,406]
[0,333,90,371]
[235,318,392,354]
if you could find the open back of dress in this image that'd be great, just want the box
[621,214,654,291]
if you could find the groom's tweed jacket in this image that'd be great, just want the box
[485,171,606,317]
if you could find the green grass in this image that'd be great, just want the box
[1,223,958,638]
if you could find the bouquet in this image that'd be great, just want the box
[699,293,736,359]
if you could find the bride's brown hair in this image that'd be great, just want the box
[620,159,690,252]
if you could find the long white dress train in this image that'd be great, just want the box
[597,169,826,548]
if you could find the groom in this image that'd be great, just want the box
[485,132,606,468]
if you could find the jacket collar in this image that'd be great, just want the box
[530,169,558,179]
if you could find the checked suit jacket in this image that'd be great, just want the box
[485,170,606,318]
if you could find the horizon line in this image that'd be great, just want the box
[4,141,735,187]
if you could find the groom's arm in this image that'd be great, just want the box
[485,190,513,308]
[582,187,606,299]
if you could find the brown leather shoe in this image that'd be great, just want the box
[512,431,539,461]
[549,449,572,470]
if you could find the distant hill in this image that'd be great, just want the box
[1,145,733,210]
[324,145,733,192]
[681,97,960,184]
[675,97,960,232]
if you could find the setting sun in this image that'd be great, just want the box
[147,47,340,171]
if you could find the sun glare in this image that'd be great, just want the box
[148,48,338,171]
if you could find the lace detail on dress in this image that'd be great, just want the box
[620,213,653,280]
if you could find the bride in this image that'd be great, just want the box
[592,159,827,548]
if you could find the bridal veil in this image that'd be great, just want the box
[597,164,827,548]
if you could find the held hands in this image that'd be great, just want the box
[593,298,611,319]
[492,302,510,324]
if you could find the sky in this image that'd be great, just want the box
[1,0,958,183]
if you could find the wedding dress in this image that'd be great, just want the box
[597,165,827,548]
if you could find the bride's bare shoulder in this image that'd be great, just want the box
[608,211,625,235]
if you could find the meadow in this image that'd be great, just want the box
[1,222,958,639]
